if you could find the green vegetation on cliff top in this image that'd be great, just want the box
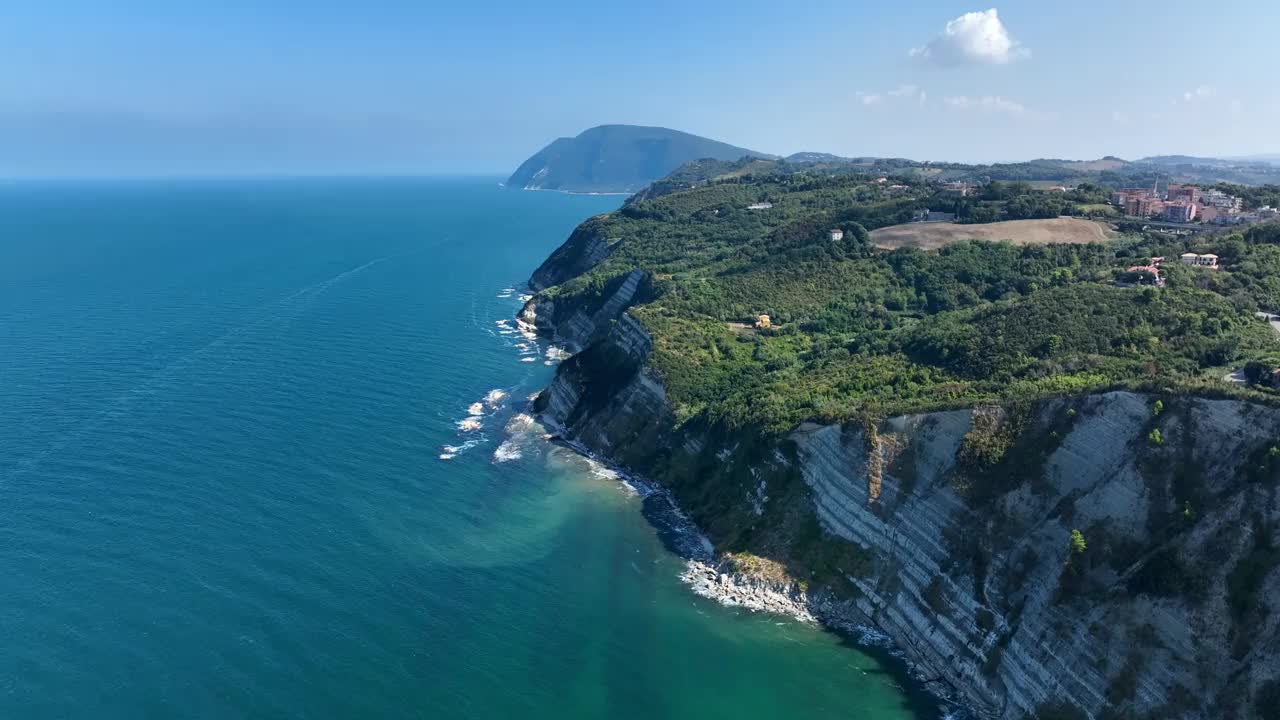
[535,168,1280,434]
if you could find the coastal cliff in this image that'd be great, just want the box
[519,167,1280,719]
[523,264,1280,720]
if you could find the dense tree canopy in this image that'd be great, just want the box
[540,169,1280,434]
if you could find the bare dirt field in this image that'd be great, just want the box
[870,217,1113,250]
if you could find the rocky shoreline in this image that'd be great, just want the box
[680,560,817,622]
[542,432,973,718]
[679,559,971,715]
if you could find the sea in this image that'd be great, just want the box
[0,177,946,719]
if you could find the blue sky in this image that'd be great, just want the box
[2,0,1277,176]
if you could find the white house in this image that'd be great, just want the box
[1180,253,1218,267]
[829,229,845,241]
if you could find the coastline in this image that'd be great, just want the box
[497,182,634,197]
[534,419,971,720]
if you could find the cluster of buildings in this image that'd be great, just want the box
[872,178,913,193]
[1120,253,1219,287]
[1111,183,1279,226]
[1123,256,1166,287]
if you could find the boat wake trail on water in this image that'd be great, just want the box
[4,255,394,482]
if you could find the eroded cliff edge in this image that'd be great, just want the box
[519,256,1280,720]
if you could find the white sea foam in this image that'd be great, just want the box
[493,440,522,463]
[495,319,511,327]
[457,417,482,432]
[439,439,481,460]
[491,414,546,463]
[515,319,538,341]
[467,402,484,416]
[504,413,539,434]
[518,294,533,302]
[545,346,571,361]
[590,462,621,482]
[520,357,536,362]
[484,389,507,408]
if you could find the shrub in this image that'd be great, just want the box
[1127,549,1198,597]
[976,607,996,633]
[924,575,948,615]
[1070,529,1088,555]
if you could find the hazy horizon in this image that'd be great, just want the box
[3,150,1277,181]
[4,0,1278,176]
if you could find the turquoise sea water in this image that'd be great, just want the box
[0,178,940,719]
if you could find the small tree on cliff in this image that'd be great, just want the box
[1070,529,1087,556]
[1056,529,1090,600]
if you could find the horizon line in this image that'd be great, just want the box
[0,172,512,182]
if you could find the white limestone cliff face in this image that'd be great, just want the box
[785,393,1280,719]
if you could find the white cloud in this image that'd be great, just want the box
[887,84,928,104]
[910,8,1028,67]
[945,95,1027,115]
[859,85,927,109]
[1181,85,1215,103]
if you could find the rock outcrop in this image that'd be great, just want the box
[528,219,614,291]
[521,268,651,352]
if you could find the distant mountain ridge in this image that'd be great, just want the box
[505,125,773,194]
[509,125,1280,196]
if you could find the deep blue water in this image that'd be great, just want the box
[0,178,934,719]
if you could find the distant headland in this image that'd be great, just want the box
[504,125,772,194]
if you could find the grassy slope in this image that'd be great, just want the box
[870,218,1112,250]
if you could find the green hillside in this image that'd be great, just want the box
[532,166,1280,435]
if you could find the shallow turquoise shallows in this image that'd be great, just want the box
[0,178,939,719]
